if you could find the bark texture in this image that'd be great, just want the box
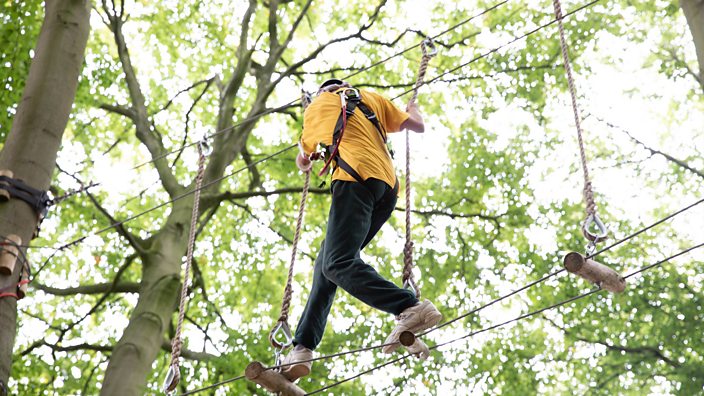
[0,0,91,393]
[681,0,704,91]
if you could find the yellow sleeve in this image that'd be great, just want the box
[366,91,409,133]
[301,95,337,155]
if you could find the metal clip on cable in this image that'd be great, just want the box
[582,212,608,255]
[269,320,293,350]
[268,320,293,371]
[422,37,438,57]
[198,139,213,156]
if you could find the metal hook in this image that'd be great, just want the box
[162,364,178,394]
[198,139,212,156]
[268,321,293,350]
[403,279,419,298]
[582,212,608,243]
[422,37,438,58]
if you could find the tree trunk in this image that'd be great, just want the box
[681,0,704,92]
[100,200,195,396]
[0,0,90,394]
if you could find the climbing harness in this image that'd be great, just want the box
[162,140,208,394]
[317,87,391,185]
[402,38,437,298]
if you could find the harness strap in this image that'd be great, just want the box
[320,92,390,184]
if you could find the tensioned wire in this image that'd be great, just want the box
[27,0,514,265]
[132,0,509,171]
[304,241,704,394]
[29,0,565,258]
[176,194,704,395]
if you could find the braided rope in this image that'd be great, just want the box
[276,170,311,326]
[165,143,206,392]
[270,94,314,350]
[551,0,597,220]
[403,40,437,298]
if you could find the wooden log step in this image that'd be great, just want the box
[563,252,626,293]
[245,361,306,396]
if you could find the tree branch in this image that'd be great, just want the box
[274,0,388,85]
[203,185,329,209]
[600,118,704,179]
[161,340,215,361]
[99,103,135,120]
[101,1,181,196]
[34,282,140,295]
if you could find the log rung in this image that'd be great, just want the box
[563,252,626,293]
[245,361,306,396]
[0,234,22,276]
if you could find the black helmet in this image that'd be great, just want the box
[318,78,344,91]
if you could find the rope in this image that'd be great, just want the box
[551,0,601,236]
[402,40,437,298]
[165,143,207,392]
[391,0,601,101]
[176,194,704,395]
[274,170,311,328]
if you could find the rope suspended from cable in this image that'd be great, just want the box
[551,0,607,253]
[161,141,206,393]
[176,193,704,395]
[402,39,437,298]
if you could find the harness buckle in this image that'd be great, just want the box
[339,87,360,101]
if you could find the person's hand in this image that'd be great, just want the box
[296,153,312,172]
[406,101,419,113]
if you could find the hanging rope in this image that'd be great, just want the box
[551,0,607,249]
[163,142,207,394]
[268,93,314,366]
[403,39,437,298]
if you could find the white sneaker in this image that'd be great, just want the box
[382,300,442,354]
[280,345,313,382]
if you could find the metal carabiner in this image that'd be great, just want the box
[268,320,293,350]
[162,364,178,394]
[421,37,438,58]
[198,139,212,156]
[582,212,608,252]
[339,87,360,101]
[403,279,419,298]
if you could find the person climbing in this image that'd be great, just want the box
[280,78,442,382]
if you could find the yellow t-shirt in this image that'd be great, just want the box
[301,89,409,188]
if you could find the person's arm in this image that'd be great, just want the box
[400,101,425,133]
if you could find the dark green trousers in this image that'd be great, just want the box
[294,178,418,350]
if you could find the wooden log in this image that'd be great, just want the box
[17,265,29,299]
[0,170,13,202]
[563,252,626,293]
[399,330,416,347]
[245,361,306,396]
[0,234,21,276]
